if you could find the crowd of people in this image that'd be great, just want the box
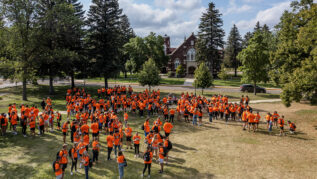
[0,86,297,179]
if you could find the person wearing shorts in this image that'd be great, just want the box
[158,143,165,174]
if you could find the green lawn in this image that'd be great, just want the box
[213,77,281,88]
[0,85,315,178]
[86,76,185,85]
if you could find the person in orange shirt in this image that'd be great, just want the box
[70,143,78,175]
[91,120,99,141]
[123,112,128,127]
[106,133,114,160]
[163,120,173,137]
[158,143,165,174]
[265,112,271,128]
[1,113,8,136]
[81,151,90,179]
[198,108,203,126]
[163,107,169,120]
[54,157,63,179]
[142,146,153,178]
[278,115,285,136]
[117,151,126,179]
[288,120,296,134]
[62,121,70,144]
[124,124,132,149]
[92,138,100,164]
[113,130,121,157]
[208,105,213,122]
[143,119,150,137]
[10,111,18,135]
[133,132,141,158]
[59,144,68,178]
[247,111,256,132]
[272,111,280,127]
[169,108,175,123]
[255,111,261,130]
[29,116,36,137]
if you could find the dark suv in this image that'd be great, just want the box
[240,84,266,93]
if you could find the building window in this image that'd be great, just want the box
[187,48,195,61]
[191,40,194,46]
[174,59,180,69]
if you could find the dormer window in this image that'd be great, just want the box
[186,48,195,61]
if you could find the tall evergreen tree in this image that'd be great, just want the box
[62,0,86,88]
[254,21,262,33]
[196,2,225,76]
[35,0,79,94]
[224,24,242,76]
[118,14,135,78]
[242,31,252,48]
[86,0,123,88]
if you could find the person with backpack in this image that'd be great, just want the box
[81,151,90,179]
[133,132,141,158]
[278,115,285,136]
[58,144,68,178]
[158,143,165,174]
[1,113,8,136]
[164,137,172,165]
[117,151,126,179]
[54,157,63,179]
[142,146,153,178]
[288,120,296,134]
[70,143,78,175]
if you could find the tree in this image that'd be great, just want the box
[1,0,38,100]
[274,0,317,106]
[118,14,135,78]
[196,2,225,76]
[175,65,185,78]
[253,21,262,33]
[194,62,213,95]
[137,58,161,91]
[218,64,229,80]
[237,32,270,95]
[224,24,242,76]
[35,0,80,94]
[125,59,136,75]
[86,0,123,88]
[123,33,169,72]
[242,31,252,49]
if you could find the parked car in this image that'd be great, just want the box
[240,84,266,93]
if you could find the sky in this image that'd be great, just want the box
[79,0,296,47]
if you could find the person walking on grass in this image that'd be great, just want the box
[92,138,100,164]
[54,157,63,179]
[70,143,78,175]
[1,113,8,136]
[278,115,285,136]
[62,121,70,144]
[81,151,90,179]
[106,132,114,160]
[125,124,133,150]
[58,144,68,179]
[133,132,141,158]
[247,111,256,132]
[158,143,165,174]
[117,151,126,179]
[142,146,153,178]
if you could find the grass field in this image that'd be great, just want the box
[86,76,185,85]
[0,85,316,178]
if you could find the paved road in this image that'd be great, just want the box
[0,78,281,94]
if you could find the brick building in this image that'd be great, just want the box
[163,33,223,77]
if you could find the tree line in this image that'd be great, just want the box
[200,0,316,106]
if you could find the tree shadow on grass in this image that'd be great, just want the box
[164,163,215,179]
[0,160,37,178]
[254,128,313,141]
[173,143,196,151]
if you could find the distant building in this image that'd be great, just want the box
[163,33,223,77]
